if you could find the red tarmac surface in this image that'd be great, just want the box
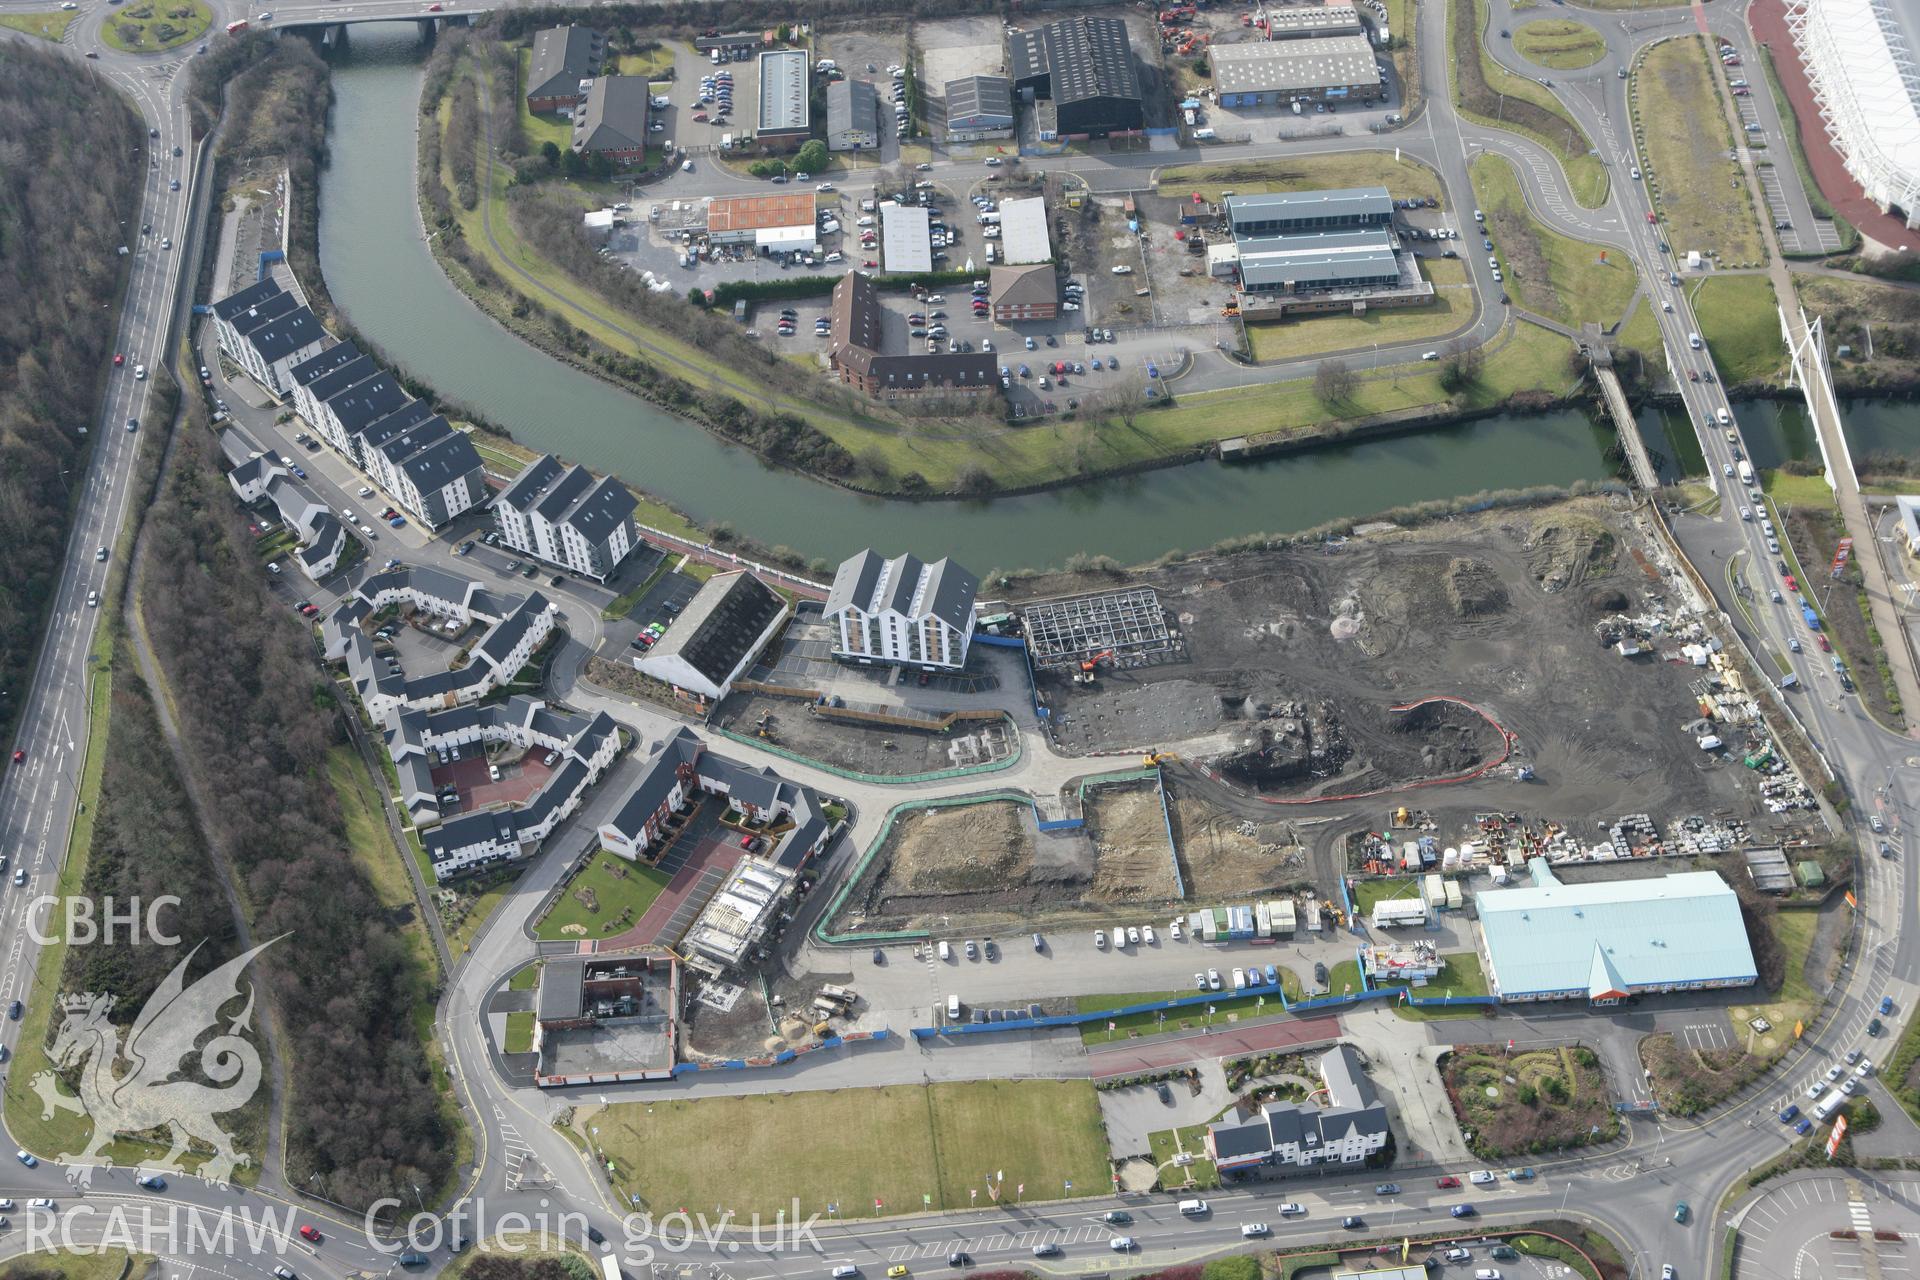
[1746,0,1920,252]
[1087,1014,1342,1077]
[602,838,745,950]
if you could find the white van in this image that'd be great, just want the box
[1476,1271,1503,1280]
[1178,1199,1209,1216]
[947,994,961,1020]
[1813,1090,1845,1122]
[937,940,952,961]
[1688,331,1703,350]
[1717,407,1731,425]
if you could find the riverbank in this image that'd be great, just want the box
[411,28,1609,503]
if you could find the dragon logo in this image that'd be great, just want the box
[31,939,276,1188]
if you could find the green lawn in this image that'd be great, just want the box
[509,961,542,991]
[1247,272,1470,363]
[1513,19,1605,69]
[1472,153,1637,327]
[1077,976,1300,1045]
[1762,470,1838,509]
[1637,38,1767,267]
[504,1011,535,1054]
[100,0,209,52]
[1690,275,1787,385]
[1147,1124,1220,1189]
[618,47,675,76]
[592,1082,1111,1218]
[0,10,76,39]
[1617,300,1667,376]
[1720,906,1818,1069]
[1158,154,1443,207]
[534,851,670,941]
[1389,952,1491,1019]
[1,1251,146,1280]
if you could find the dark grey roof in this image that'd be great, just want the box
[359,400,438,453]
[537,957,588,1021]
[246,305,326,364]
[648,571,786,690]
[880,554,922,616]
[228,290,297,338]
[229,456,270,488]
[1224,187,1394,225]
[605,728,706,836]
[377,415,455,465]
[919,557,977,631]
[475,595,549,670]
[573,74,650,154]
[527,25,603,101]
[516,757,588,832]
[824,549,885,620]
[289,341,362,390]
[530,464,595,524]
[827,78,877,137]
[1012,17,1140,105]
[325,371,409,436]
[567,474,637,543]
[212,277,283,322]
[398,430,484,493]
[499,454,567,512]
[945,74,1013,124]
[1209,1117,1275,1160]
[306,355,382,407]
[428,810,518,864]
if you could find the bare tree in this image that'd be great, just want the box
[1314,358,1356,404]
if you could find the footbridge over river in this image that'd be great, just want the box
[1593,364,1659,492]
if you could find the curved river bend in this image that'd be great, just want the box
[322,26,1670,567]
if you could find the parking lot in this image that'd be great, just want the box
[663,40,758,154]
[815,25,916,161]
[430,746,557,813]
[1733,1173,1920,1280]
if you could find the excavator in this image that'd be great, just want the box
[1142,750,1181,768]
[1074,649,1115,685]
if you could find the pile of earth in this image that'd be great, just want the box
[1444,556,1510,617]
[1213,698,1352,787]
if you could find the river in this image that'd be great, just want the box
[318,25,1678,568]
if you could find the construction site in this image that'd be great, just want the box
[712,693,1018,779]
[808,500,1818,944]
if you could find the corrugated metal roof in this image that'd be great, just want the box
[1478,864,1757,998]
[1212,34,1380,96]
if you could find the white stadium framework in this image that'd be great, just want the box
[1786,0,1920,229]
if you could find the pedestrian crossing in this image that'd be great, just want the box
[886,1224,1114,1261]
[1849,1198,1873,1235]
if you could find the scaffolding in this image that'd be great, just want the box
[1020,586,1187,669]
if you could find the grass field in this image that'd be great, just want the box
[1246,273,1469,362]
[591,1082,1110,1218]
[1513,20,1606,69]
[1637,38,1767,267]
[1471,154,1637,327]
[1351,877,1422,915]
[1158,155,1443,207]
[1390,953,1491,1019]
[618,46,675,76]
[1689,275,1787,385]
[1617,299,1666,374]
[1147,1124,1220,1190]
[534,851,670,941]
[504,1011,535,1054]
[100,0,209,51]
[1,1251,144,1280]
[0,10,75,38]
[1076,977,1300,1044]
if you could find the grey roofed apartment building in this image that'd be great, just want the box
[826,78,879,151]
[944,74,1015,141]
[757,49,812,149]
[571,75,651,162]
[211,278,325,396]
[1205,1044,1391,1174]
[494,453,640,580]
[526,25,605,111]
[1009,16,1143,137]
[824,549,978,671]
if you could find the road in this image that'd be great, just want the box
[0,6,1910,1280]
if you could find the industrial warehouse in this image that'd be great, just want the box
[1010,15,1144,138]
[1210,35,1386,108]
[1476,861,1759,1004]
[1212,188,1433,314]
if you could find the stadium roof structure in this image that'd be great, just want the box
[1788,0,1920,227]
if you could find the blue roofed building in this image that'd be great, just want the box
[1476,860,1758,1005]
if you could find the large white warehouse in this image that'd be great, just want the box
[1788,0,1920,228]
